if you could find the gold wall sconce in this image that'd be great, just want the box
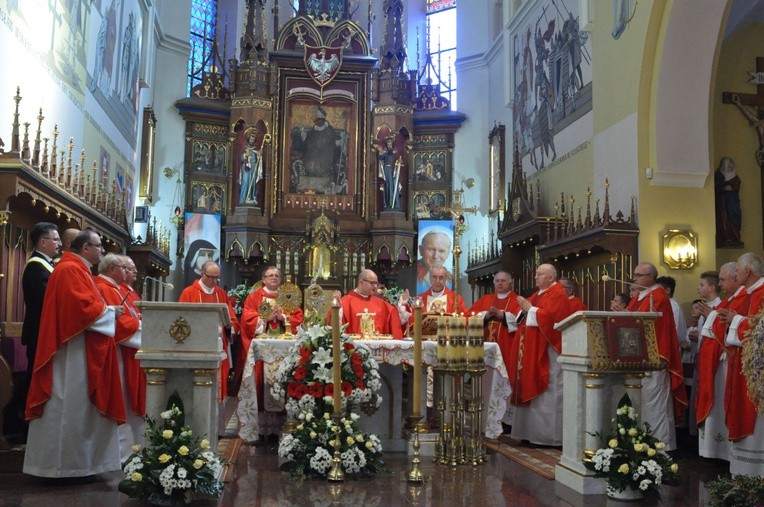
[661,228,698,270]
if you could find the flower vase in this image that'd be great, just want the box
[149,491,192,506]
[606,485,644,501]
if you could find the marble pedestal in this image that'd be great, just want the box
[136,302,228,448]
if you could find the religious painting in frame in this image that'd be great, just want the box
[183,213,221,287]
[284,98,354,196]
[413,150,447,182]
[489,123,505,214]
[416,219,454,294]
[604,316,650,366]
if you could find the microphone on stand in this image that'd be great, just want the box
[601,275,654,312]
[142,276,175,301]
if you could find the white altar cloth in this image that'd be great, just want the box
[236,339,512,441]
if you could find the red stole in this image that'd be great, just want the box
[26,252,125,424]
[508,282,571,405]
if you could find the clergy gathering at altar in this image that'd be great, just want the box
[3,0,764,505]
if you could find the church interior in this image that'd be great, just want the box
[1,0,764,504]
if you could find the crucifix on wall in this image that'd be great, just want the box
[722,56,764,248]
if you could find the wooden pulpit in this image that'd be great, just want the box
[136,302,230,447]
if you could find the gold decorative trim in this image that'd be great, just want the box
[169,317,191,344]
[147,380,167,386]
[582,372,606,379]
[192,380,214,387]
[145,368,168,375]
[584,384,605,389]
[192,369,216,377]
[624,383,643,389]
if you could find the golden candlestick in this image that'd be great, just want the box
[407,297,425,483]
[327,296,344,482]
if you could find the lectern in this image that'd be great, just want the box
[136,302,229,447]
[553,311,662,495]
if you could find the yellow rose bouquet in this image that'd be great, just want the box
[118,391,225,505]
[584,394,681,501]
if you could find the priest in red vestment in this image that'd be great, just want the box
[330,270,404,339]
[722,252,764,476]
[178,261,240,401]
[401,266,467,324]
[560,277,588,313]
[468,271,522,374]
[696,262,742,460]
[24,230,125,478]
[240,266,304,438]
[626,262,687,451]
[95,254,143,457]
[508,263,572,446]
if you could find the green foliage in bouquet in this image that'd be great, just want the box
[118,391,225,505]
[584,394,681,501]
[707,475,764,506]
[380,284,404,307]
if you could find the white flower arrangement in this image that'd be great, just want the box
[585,394,680,501]
[118,392,225,505]
[270,325,386,478]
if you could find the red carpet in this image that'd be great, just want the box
[484,436,560,480]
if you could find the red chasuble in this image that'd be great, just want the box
[695,290,744,424]
[331,291,404,339]
[240,286,305,410]
[179,281,241,400]
[627,287,688,417]
[468,291,522,371]
[568,296,588,313]
[26,251,125,424]
[95,276,144,416]
[508,282,571,405]
[725,283,764,440]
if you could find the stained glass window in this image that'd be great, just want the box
[427,4,457,108]
[188,0,217,94]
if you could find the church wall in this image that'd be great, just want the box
[452,0,496,303]
[0,0,151,224]
[150,0,193,295]
[632,1,718,304]
[711,21,764,266]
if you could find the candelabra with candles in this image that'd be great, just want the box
[433,315,487,467]
[406,298,425,483]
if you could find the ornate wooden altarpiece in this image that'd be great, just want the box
[466,136,640,310]
[175,0,465,294]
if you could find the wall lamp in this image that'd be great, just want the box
[661,228,698,270]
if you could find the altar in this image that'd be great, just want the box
[236,339,511,443]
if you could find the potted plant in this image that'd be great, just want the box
[707,474,764,506]
[118,392,225,506]
[584,393,681,501]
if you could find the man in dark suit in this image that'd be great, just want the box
[12,222,60,441]
[22,223,60,379]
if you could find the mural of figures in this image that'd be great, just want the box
[239,127,263,205]
[287,101,352,195]
[86,0,143,146]
[511,0,592,173]
[714,157,743,246]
